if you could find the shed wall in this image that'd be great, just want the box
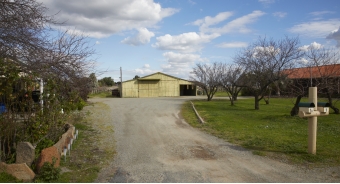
[122,80,138,98]
[121,73,195,98]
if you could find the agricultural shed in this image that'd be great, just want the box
[120,72,196,98]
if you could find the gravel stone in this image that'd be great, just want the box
[89,96,340,183]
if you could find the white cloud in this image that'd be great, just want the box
[95,41,100,45]
[326,26,340,47]
[309,11,335,16]
[191,12,234,32]
[154,11,264,54]
[134,64,157,75]
[216,42,248,48]
[299,42,323,51]
[152,32,220,53]
[161,52,208,78]
[299,45,309,52]
[298,58,309,64]
[288,19,340,38]
[163,52,208,65]
[195,11,266,34]
[188,0,196,5]
[252,46,280,58]
[273,12,287,18]
[121,28,155,46]
[309,42,322,49]
[258,0,275,6]
[40,0,179,38]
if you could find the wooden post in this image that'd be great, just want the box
[308,87,317,154]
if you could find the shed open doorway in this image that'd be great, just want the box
[180,85,196,96]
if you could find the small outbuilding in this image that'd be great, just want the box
[120,72,196,98]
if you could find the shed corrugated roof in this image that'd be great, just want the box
[283,64,340,79]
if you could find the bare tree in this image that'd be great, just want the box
[191,62,222,101]
[220,63,244,105]
[25,30,96,100]
[284,46,340,115]
[0,0,96,162]
[0,0,54,61]
[305,46,340,114]
[281,67,310,116]
[234,36,303,110]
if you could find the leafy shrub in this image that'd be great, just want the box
[35,139,54,157]
[34,158,60,183]
[0,172,21,183]
[77,98,86,111]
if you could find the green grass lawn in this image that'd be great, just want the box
[214,91,231,97]
[213,91,243,97]
[181,98,340,167]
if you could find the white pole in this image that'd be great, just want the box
[40,78,44,110]
[63,148,67,162]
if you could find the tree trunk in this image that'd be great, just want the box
[232,94,238,101]
[205,89,211,101]
[264,88,272,105]
[264,98,269,105]
[275,83,280,96]
[207,93,212,101]
[290,95,302,116]
[229,96,235,106]
[254,95,260,110]
[326,89,339,114]
[331,105,339,114]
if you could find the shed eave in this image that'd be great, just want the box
[137,78,161,81]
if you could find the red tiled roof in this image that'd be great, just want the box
[283,64,340,79]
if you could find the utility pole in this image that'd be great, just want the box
[120,67,123,98]
[120,67,122,84]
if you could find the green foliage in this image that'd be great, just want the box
[77,98,86,111]
[5,152,16,164]
[98,77,114,87]
[0,172,21,183]
[133,75,140,79]
[182,98,340,166]
[89,73,98,88]
[35,139,54,157]
[34,158,61,183]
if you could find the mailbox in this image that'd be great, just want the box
[298,102,315,114]
[317,102,330,113]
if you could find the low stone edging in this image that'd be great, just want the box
[190,101,205,124]
[0,124,77,182]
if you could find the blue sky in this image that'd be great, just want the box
[39,0,340,81]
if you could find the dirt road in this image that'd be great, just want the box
[90,97,340,182]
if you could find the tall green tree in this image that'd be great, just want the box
[99,77,114,86]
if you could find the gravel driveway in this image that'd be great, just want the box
[90,97,340,183]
